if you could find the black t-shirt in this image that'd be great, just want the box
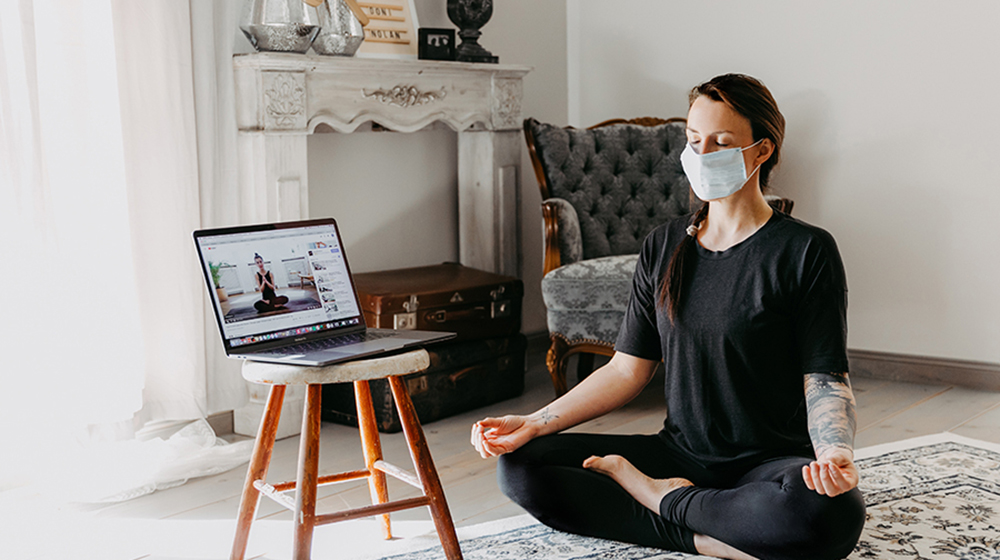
[615,210,849,471]
[257,271,276,300]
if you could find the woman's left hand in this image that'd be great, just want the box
[802,447,859,497]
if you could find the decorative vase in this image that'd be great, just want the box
[446,0,498,63]
[240,0,320,53]
[312,0,366,56]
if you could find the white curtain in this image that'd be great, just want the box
[189,0,250,416]
[0,0,248,494]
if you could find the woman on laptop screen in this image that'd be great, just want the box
[253,252,289,313]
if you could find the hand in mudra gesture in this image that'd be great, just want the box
[802,447,859,497]
[470,415,538,458]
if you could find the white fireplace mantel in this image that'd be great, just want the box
[233,52,530,275]
[231,53,530,438]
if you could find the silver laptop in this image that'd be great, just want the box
[194,218,455,366]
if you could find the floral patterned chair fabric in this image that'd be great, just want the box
[540,253,640,345]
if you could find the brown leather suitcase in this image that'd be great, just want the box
[353,263,522,341]
[321,334,527,432]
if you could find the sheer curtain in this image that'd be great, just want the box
[0,0,247,496]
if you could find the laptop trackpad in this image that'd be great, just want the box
[351,338,418,352]
[317,338,419,358]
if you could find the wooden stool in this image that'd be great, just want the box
[230,349,463,560]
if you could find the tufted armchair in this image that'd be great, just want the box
[525,117,792,396]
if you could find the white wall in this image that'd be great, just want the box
[305,0,568,334]
[569,0,1000,363]
[308,129,459,272]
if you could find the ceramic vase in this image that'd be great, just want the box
[446,0,498,63]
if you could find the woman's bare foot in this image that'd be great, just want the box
[582,454,693,513]
[583,455,759,560]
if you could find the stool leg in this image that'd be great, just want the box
[292,384,322,560]
[354,380,392,539]
[388,376,463,560]
[231,384,286,560]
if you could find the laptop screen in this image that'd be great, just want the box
[194,220,364,350]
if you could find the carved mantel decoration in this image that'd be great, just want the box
[362,85,447,108]
[231,52,530,438]
[263,72,306,128]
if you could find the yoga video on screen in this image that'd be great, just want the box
[198,228,360,340]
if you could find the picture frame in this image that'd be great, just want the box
[418,28,456,61]
[355,0,421,60]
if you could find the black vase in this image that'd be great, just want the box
[447,0,498,63]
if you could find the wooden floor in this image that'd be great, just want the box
[10,338,999,559]
[82,337,1000,528]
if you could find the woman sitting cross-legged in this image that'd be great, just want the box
[471,74,866,560]
[252,252,289,313]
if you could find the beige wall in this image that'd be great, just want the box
[569,0,1000,363]
[305,0,567,335]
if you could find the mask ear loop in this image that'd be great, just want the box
[741,139,766,184]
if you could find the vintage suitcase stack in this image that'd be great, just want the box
[322,263,525,432]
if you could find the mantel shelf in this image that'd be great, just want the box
[234,53,531,134]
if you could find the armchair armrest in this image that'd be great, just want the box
[541,198,583,276]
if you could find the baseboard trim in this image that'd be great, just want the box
[848,349,1000,392]
[207,410,234,437]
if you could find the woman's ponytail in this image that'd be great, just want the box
[658,202,708,323]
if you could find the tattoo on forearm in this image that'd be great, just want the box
[804,372,857,457]
[536,407,559,425]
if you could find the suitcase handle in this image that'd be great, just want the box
[448,356,512,385]
[448,365,482,384]
[425,306,488,323]
[424,300,511,323]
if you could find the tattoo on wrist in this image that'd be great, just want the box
[535,407,559,425]
[805,372,857,457]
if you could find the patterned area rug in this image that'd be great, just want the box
[851,434,1000,559]
[370,433,1000,560]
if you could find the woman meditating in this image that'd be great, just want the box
[471,74,865,560]
[253,253,289,313]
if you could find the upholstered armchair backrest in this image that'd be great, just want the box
[525,118,691,261]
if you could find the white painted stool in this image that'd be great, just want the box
[230,349,463,560]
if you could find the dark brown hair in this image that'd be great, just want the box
[658,74,786,321]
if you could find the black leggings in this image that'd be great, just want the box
[498,433,865,560]
[254,295,289,312]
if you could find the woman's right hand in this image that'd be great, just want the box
[470,415,538,458]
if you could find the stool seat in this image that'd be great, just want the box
[230,348,462,560]
[242,349,430,385]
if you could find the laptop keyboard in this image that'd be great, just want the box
[279,330,398,355]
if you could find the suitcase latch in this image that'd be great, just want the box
[394,313,416,329]
[491,300,510,318]
[427,310,447,323]
[406,375,429,395]
[395,295,419,329]
[490,286,506,300]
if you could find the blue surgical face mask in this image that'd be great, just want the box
[680,139,763,201]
